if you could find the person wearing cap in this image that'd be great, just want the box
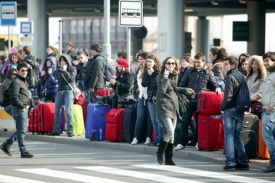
[109,58,133,108]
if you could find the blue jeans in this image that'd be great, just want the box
[223,108,248,166]
[5,106,28,153]
[134,98,152,140]
[54,90,74,134]
[147,101,164,140]
[262,110,275,165]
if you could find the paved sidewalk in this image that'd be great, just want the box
[0,131,269,169]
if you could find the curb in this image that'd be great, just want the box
[0,131,268,168]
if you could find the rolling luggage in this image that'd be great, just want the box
[81,101,89,127]
[123,107,137,143]
[241,113,259,159]
[198,114,224,150]
[198,91,224,115]
[85,103,111,140]
[71,104,85,136]
[37,102,55,134]
[29,106,39,134]
[105,108,125,142]
[258,119,270,159]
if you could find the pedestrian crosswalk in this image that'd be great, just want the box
[0,164,273,183]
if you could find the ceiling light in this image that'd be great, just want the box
[211,0,219,6]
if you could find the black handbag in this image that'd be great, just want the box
[171,83,188,114]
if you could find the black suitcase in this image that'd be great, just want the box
[241,113,259,159]
[123,107,137,143]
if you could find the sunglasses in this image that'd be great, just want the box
[20,69,28,73]
[12,73,17,75]
[166,62,175,65]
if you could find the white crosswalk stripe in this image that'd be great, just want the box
[6,164,273,183]
[0,174,48,183]
[15,168,126,183]
[75,166,204,183]
[133,164,275,183]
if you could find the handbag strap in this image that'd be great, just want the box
[61,73,74,90]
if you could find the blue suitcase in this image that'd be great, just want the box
[85,103,111,140]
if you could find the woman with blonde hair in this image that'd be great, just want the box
[156,56,194,165]
[246,55,266,118]
[246,55,266,101]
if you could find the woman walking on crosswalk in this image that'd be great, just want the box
[155,56,194,165]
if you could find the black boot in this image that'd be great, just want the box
[165,143,176,165]
[156,138,168,165]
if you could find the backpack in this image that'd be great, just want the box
[98,56,116,82]
[235,75,251,113]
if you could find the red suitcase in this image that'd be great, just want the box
[28,107,39,134]
[198,114,224,150]
[97,88,113,98]
[105,108,125,142]
[81,101,89,128]
[198,91,224,115]
[37,103,55,134]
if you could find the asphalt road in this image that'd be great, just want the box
[0,138,274,183]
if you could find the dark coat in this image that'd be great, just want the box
[84,54,105,90]
[56,54,77,91]
[10,74,30,109]
[141,71,159,101]
[221,69,245,111]
[111,71,133,97]
[156,73,188,119]
[179,66,218,100]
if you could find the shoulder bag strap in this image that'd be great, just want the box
[61,73,74,90]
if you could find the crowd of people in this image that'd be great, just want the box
[0,42,275,173]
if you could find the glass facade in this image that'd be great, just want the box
[62,17,127,59]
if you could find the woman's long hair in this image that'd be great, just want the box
[246,55,266,82]
[141,54,161,78]
[160,56,180,74]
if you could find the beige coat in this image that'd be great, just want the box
[246,55,266,101]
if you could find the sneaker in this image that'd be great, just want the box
[235,163,249,170]
[131,137,138,145]
[223,165,235,171]
[21,151,34,158]
[195,142,199,150]
[174,144,184,151]
[67,133,73,137]
[144,137,151,145]
[0,143,12,156]
[263,164,275,172]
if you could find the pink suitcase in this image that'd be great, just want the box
[198,114,224,150]
[198,91,224,115]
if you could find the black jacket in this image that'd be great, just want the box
[22,55,39,88]
[179,66,218,100]
[111,71,133,97]
[10,75,30,109]
[141,71,159,101]
[84,54,105,90]
[56,54,77,91]
[221,69,245,111]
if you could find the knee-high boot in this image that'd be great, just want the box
[165,143,176,165]
[156,138,168,165]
